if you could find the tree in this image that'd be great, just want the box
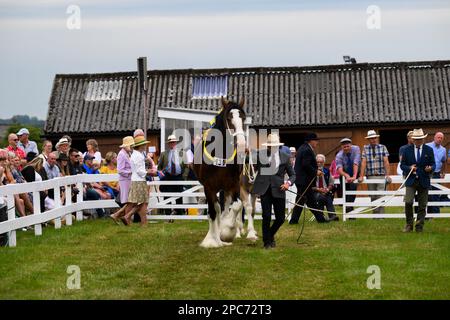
[0,124,44,152]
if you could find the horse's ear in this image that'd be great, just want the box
[239,97,245,108]
[221,96,229,107]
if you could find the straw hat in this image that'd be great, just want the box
[120,136,135,148]
[167,135,179,143]
[365,130,380,139]
[262,133,284,147]
[133,136,151,147]
[411,128,428,140]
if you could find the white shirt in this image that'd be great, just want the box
[130,150,147,182]
[83,151,102,165]
[35,171,42,182]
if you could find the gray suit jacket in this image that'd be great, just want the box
[251,150,296,199]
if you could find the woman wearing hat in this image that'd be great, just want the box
[110,136,137,224]
[123,136,153,226]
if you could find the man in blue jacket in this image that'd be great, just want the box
[400,129,435,232]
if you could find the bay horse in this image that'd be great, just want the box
[193,97,246,248]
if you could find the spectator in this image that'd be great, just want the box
[0,149,9,186]
[82,154,111,202]
[0,150,27,218]
[55,137,71,160]
[8,152,33,217]
[289,147,297,167]
[157,135,189,216]
[335,138,361,213]
[426,132,447,215]
[358,130,391,215]
[21,156,47,213]
[68,148,106,218]
[17,128,39,156]
[279,145,291,156]
[43,152,63,211]
[123,136,154,226]
[57,153,70,176]
[313,154,339,221]
[400,129,435,232]
[40,140,53,161]
[6,133,26,170]
[83,139,102,170]
[99,151,120,199]
[329,151,342,198]
[397,131,414,175]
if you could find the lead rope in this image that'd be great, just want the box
[288,168,415,243]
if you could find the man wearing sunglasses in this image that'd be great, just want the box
[6,133,26,170]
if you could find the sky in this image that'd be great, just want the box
[0,0,449,119]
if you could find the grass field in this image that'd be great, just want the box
[0,213,449,300]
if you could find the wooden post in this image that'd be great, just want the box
[33,191,42,236]
[65,185,72,226]
[54,187,61,229]
[76,182,83,221]
[7,194,16,247]
[137,57,148,138]
[342,178,347,221]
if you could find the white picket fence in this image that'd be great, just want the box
[2,173,450,247]
[0,174,119,247]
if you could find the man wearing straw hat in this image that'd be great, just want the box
[252,133,295,249]
[358,130,391,215]
[400,129,435,232]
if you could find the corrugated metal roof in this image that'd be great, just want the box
[44,60,450,134]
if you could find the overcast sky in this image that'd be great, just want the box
[0,0,449,119]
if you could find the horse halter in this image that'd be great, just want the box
[202,106,245,167]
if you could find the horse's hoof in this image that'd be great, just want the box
[200,237,223,248]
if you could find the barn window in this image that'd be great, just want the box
[84,80,122,101]
[192,76,228,99]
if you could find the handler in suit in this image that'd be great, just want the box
[252,133,296,249]
[400,129,435,232]
[289,133,329,224]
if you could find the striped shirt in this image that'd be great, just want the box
[361,144,389,176]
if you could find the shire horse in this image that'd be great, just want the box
[193,97,247,248]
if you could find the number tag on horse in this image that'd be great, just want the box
[213,158,227,167]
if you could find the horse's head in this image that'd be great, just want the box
[221,96,246,155]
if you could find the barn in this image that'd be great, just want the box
[44,59,450,168]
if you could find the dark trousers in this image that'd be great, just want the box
[428,172,445,214]
[289,183,327,223]
[84,188,105,217]
[342,176,357,212]
[313,192,337,219]
[160,174,184,215]
[405,180,428,227]
[261,187,286,246]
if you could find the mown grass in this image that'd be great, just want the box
[0,212,449,300]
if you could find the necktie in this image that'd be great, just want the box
[271,153,277,171]
[170,151,176,175]
[416,146,421,163]
[346,153,353,176]
[318,174,324,188]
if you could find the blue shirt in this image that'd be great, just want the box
[168,149,182,176]
[427,142,446,172]
[335,145,361,176]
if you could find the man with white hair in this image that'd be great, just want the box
[313,154,339,221]
[17,128,38,156]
